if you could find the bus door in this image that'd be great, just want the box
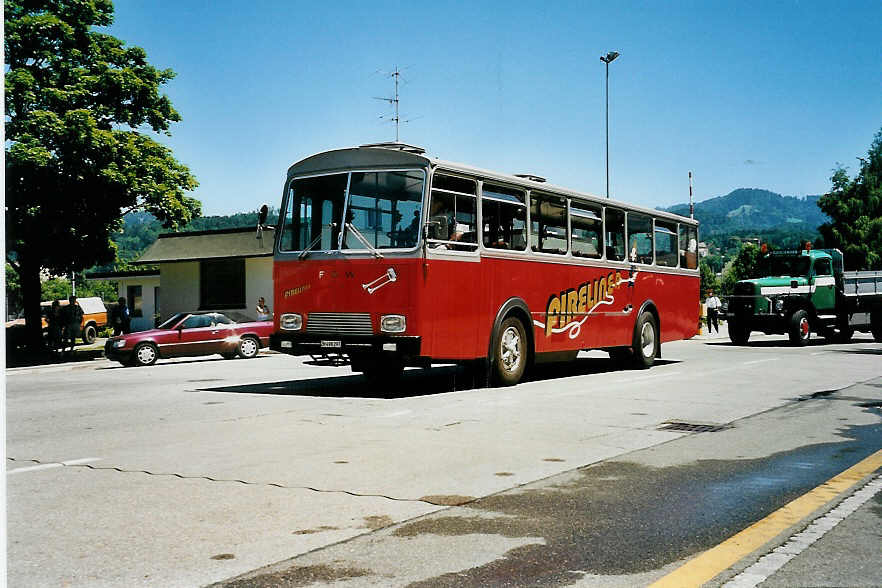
[424,173,481,358]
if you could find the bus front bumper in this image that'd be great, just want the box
[270,333,421,357]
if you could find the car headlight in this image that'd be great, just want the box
[112,340,126,349]
[380,314,406,333]
[280,313,302,331]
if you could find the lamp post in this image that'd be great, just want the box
[600,51,620,199]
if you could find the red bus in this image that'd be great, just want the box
[269,143,699,386]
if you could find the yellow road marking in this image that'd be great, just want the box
[649,448,882,588]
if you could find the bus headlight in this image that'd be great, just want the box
[280,313,303,331]
[380,314,406,333]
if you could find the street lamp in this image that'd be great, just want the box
[600,51,620,199]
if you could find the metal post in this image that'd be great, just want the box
[599,51,619,199]
[605,59,610,199]
[689,171,694,219]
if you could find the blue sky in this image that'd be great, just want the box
[108,1,881,215]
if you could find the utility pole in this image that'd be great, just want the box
[599,51,620,199]
[689,171,695,219]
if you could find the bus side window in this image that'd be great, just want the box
[679,224,698,269]
[654,219,678,267]
[605,207,626,261]
[571,201,602,258]
[482,184,527,251]
[428,174,477,250]
[627,212,653,264]
[530,193,568,255]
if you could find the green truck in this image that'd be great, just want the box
[727,248,882,345]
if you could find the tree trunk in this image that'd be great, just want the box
[18,256,46,351]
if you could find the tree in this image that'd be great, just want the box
[721,243,762,294]
[699,259,718,298]
[818,128,882,270]
[5,0,201,349]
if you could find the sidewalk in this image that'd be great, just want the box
[5,338,107,369]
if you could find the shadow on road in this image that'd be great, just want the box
[705,336,877,349]
[196,357,681,399]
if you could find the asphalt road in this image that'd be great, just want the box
[6,331,882,587]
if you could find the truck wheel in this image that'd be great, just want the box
[82,324,97,345]
[871,311,882,342]
[788,310,811,346]
[631,311,658,369]
[728,318,750,345]
[491,316,529,386]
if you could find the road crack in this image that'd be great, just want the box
[5,457,473,506]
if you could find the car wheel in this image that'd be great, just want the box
[237,336,259,359]
[788,309,811,346]
[82,324,97,345]
[491,316,529,386]
[132,342,158,366]
[631,311,658,369]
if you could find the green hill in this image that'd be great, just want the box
[662,188,828,236]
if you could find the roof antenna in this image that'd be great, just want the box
[374,66,420,142]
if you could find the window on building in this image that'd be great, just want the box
[482,184,527,250]
[654,219,679,267]
[127,285,143,317]
[200,258,246,310]
[627,212,653,264]
[530,192,568,255]
[571,201,603,258]
[605,207,626,261]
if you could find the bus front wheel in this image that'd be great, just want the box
[491,316,528,386]
[632,311,658,369]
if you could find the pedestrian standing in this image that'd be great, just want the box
[255,297,271,321]
[64,295,84,353]
[706,290,722,334]
[47,299,63,353]
[112,297,131,336]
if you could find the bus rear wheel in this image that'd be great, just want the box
[631,311,658,369]
[491,316,528,386]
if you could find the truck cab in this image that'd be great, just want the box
[728,249,841,345]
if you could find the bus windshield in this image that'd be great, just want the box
[280,170,425,253]
[758,256,811,278]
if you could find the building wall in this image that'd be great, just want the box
[156,257,273,322]
[159,262,200,319]
[245,257,274,320]
[115,276,160,332]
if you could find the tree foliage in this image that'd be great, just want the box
[4,0,200,347]
[720,243,762,295]
[818,128,882,270]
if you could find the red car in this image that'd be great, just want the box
[104,312,274,367]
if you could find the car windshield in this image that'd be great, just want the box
[157,313,188,329]
[758,256,811,278]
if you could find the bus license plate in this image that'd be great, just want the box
[321,340,342,348]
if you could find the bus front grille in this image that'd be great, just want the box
[306,313,374,335]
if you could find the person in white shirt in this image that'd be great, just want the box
[705,290,722,333]
[255,297,272,321]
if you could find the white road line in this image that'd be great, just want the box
[7,457,102,475]
[743,358,780,365]
[723,475,882,588]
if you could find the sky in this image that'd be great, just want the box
[106,0,881,216]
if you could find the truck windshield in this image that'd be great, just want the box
[279,170,425,253]
[758,256,811,278]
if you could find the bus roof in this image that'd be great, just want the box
[286,144,699,226]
